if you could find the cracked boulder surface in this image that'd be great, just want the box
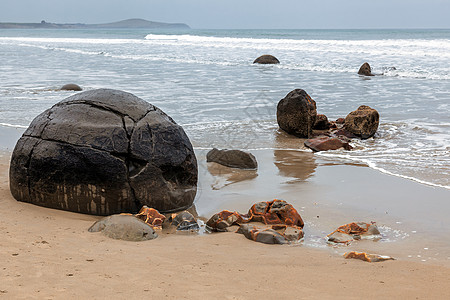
[9,89,198,215]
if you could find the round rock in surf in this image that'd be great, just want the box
[253,54,280,64]
[9,89,198,215]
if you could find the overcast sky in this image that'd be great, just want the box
[1,0,450,29]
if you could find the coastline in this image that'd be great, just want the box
[1,144,450,298]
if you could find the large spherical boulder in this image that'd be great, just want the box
[9,89,198,215]
[253,54,280,64]
[358,62,374,76]
[344,105,380,139]
[277,89,317,138]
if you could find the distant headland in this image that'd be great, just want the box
[0,18,190,29]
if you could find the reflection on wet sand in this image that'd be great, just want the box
[273,150,317,183]
[207,162,258,190]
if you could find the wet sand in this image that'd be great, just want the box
[1,147,450,299]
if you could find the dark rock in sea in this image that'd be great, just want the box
[206,148,257,169]
[327,222,381,245]
[253,54,280,64]
[9,89,198,215]
[170,210,199,231]
[358,62,374,76]
[344,105,380,139]
[88,214,157,241]
[313,114,330,130]
[60,84,82,91]
[304,136,353,152]
[277,89,317,138]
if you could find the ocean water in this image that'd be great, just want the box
[0,28,449,189]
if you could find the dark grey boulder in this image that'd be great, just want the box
[206,148,257,169]
[313,114,330,130]
[88,214,157,241]
[277,89,317,138]
[9,89,198,215]
[253,54,280,64]
[60,84,82,91]
[358,62,374,76]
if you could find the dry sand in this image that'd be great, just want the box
[1,150,450,299]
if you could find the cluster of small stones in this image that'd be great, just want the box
[275,88,379,152]
[88,206,199,241]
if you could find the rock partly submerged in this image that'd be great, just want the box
[206,148,257,169]
[277,89,317,138]
[253,54,280,64]
[327,222,381,245]
[60,84,82,91]
[358,62,374,76]
[344,105,380,139]
[9,88,198,215]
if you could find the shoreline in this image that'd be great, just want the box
[1,153,450,298]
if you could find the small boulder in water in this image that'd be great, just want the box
[253,54,280,64]
[327,222,381,245]
[60,83,82,91]
[277,89,317,138]
[344,105,380,139]
[207,148,257,169]
[358,62,374,76]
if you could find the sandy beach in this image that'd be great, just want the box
[1,147,450,299]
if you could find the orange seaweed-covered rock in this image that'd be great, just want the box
[248,199,304,228]
[344,251,395,262]
[206,210,250,232]
[134,206,166,229]
[327,222,381,244]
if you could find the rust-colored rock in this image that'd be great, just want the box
[304,136,353,152]
[344,251,395,262]
[335,118,345,124]
[344,105,379,139]
[206,199,304,235]
[134,206,166,229]
[327,222,381,244]
[206,210,250,232]
[247,199,304,228]
[358,62,374,76]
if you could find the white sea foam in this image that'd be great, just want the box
[0,123,28,129]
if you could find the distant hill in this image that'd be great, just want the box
[0,18,190,29]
